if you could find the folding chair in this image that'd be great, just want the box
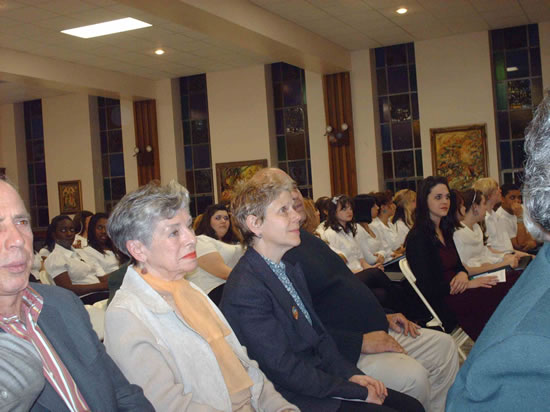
[399,258,469,361]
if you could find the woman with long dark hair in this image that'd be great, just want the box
[405,176,519,339]
[187,203,243,305]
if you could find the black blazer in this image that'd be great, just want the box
[220,247,368,412]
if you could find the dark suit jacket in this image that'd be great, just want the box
[446,242,550,411]
[220,247,368,412]
[4,284,153,412]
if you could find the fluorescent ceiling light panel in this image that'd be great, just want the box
[61,17,151,39]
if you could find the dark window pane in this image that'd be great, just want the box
[379,97,390,123]
[409,65,417,91]
[273,82,283,108]
[105,98,118,106]
[103,179,112,201]
[282,80,302,106]
[36,185,48,206]
[271,63,282,82]
[510,109,532,139]
[288,160,307,186]
[100,131,107,154]
[34,162,46,184]
[97,96,105,107]
[413,120,421,148]
[385,181,395,192]
[107,105,121,128]
[503,172,513,184]
[496,82,507,110]
[185,170,195,194]
[387,66,409,94]
[191,120,209,144]
[497,111,510,140]
[391,122,413,150]
[109,153,125,177]
[376,68,387,96]
[504,25,527,49]
[512,139,526,168]
[26,141,34,162]
[188,75,206,93]
[532,77,543,106]
[386,44,407,66]
[196,195,213,215]
[111,177,126,200]
[508,80,531,109]
[287,134,306,160]
[27,164,34,185]
[179,77,188,95]
[108,129,123,153]
[492,28,505,50]
[183,121,191,145]
[33,140,45,162]
[394,150,414,178]
[98,108,106,130]
[181,95,190,120]
[284,107,305,134]
[530,48,541,76]
[375,48,385,68]
[184,146,193,170]
[500,141,511,169]
[102,154,110,177]
[415,149,423,176]
[277,136,287,161]
[506,49,529,79]
[193,144,211,169]
[30,118,43,139]
[381,124,391,151]
[278,162,288,173]
[383,153,394,179]
[282,63,300,81]
[529,24,539,47]
[275,109,284,135]
[38,208,49,228]
[29,185,36,206]
[390,94,411,122]
[190,93,208,120]
[493,52,506,81]
[195,169,212,193]
[407,43,415,64]
[411,93,419,120]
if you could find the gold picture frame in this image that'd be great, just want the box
[430,124,488,190]
[58,180,83,214]
[216,159,268,202]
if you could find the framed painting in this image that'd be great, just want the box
[58,180,82,214]
[216,159,268,202]
[430,124,488,190]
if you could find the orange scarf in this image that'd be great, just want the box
[141,273,253,395]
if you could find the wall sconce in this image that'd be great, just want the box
[325,123,349,145]
[133,145,154,165]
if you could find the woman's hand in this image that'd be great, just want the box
[449,272,469,295]
[375,253,385,265]
[503,253,519,268]
[468,275,498,289]
[349,375,387,405]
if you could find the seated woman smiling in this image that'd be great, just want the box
[104,181,297,412]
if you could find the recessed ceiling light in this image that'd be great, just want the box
[154,49,165,55]
[396,8,408,14]
[61,17,151,39]
[506,66,518,72]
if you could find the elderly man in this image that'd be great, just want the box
[258,169,458,412]
[446,95,550,411]
[0,178,153,411]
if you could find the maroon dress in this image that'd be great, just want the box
[439,241,520,340]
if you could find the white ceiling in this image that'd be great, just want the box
[0,0,549,103]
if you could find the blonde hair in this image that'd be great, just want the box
[301,198,320,234]
[472,177,499,200]
[393,189,416,228]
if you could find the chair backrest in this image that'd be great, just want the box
[399,258,444,330]
[38,270,54,286]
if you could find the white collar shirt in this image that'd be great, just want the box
[44,244,105,285]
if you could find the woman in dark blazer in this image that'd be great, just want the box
[220,168,424,412]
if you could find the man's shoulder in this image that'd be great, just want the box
[31,283,79,303]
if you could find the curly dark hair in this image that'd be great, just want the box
[195,203,239,244]
[324,195,357,236]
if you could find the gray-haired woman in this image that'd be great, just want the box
[103,180,297,412]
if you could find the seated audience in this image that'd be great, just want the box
[221,170,423,411]
[281,169,459,412]
[72,210,93,248]
[0,179,153,411]
[80,212,124,274]
[497,183,538,252]
[104,181,297,411]
[371,192,404,255]
[405,176,520,340]
[453,189,519,274]
[354,194,395,261]
[392,189,416,246]
[186,203,244,305]
[315,196,331,223]
[44,215,109,301]
[446,92,550,411]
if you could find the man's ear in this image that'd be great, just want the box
[245,215,262,237]
[126,239,148,264]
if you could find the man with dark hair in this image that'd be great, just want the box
[497,183,537,252]
[273,170,459,412]
[0,179,153,411]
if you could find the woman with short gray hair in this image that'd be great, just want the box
[104,180,297,412]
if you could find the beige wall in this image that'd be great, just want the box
[42,93,103,216]
[0,103,28,207]
[207,65,275,201]
[540,21,550,91]
[119,97,139,193]
[415,31,499,181]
